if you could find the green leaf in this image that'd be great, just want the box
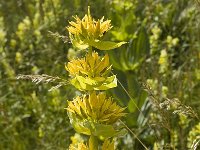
[70,34,89,50]
[108,27,150,71]
[75,75,87,89]
[92,123,127,138]
[92,123,116,138]
[67,112,91,135]
[94,75,117,90]
[128,100,137,113]
[110,70,129,106]
[108,50,124,71]
[67,114,126,138]
[134,26,150,61]
[87,40,127,50]
[70,75,117,91]
[137,98,151,127]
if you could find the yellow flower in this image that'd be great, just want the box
[102,139,114,150]
[67,6,112,40]
[67,6,126,50]
[69,142,88,150]
[66,92,126,137]
[67,91,126,124]
[66,52,117,91]
[158,49,168,73]
[68,138,114,150]
[70,133,84,145]
[67,52,110,77]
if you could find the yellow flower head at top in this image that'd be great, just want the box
[67,6,112,40]
[66,52,117,91]
[67,6,126,50]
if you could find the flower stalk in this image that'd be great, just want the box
[66,6,126,149]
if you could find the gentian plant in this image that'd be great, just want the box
[66,6,127,150]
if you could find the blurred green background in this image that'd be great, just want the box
[0,0,200,149]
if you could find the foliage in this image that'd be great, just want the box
[0,0,200,149]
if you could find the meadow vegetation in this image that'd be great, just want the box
[0,0,200,149]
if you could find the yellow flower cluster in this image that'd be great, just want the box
[67,52,111,78]
[69,138,114,150]
[69,142,88,150]
[66,6,126,50]
[67,7,112,40]
[66,52,117,91]
[67,92,125,124]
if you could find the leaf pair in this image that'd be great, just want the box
[71,75,117,91]
[68,112,126,139]
[70,34,126,50]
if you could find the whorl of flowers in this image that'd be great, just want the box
[67,92,126,124]
[69,142,88,150]
[66,6,126,50]
[66,52,117,91]
[67,6,112,40]
[69,138,114,150]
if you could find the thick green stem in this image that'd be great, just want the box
[89,135,99,150]
[89,46,93,55]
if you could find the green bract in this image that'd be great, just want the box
[70,34,127,50]
[68,112,126,139]
[71,75,117,91]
